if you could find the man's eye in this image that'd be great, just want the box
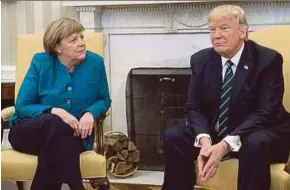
[221,26,229,31]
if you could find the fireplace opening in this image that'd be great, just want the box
[126,67,191,171]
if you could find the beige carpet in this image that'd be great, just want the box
[2,181,207,190]
[1,181,160,190]
[1,181,70,190]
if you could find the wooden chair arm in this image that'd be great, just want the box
[94,110,110,155]
[285,152,290,175]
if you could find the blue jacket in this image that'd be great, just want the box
[9,51,111,150]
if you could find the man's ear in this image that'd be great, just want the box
[239,26,247,40]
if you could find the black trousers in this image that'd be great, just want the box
[8,114,85,190]
[162,124,290,190]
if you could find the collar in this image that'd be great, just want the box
[221,43,244,68]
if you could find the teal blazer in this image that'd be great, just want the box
[9,51,111,150]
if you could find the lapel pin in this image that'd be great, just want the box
[244,65,248,70]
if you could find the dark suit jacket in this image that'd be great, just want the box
[187,40,290,137]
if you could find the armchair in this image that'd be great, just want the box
[1,32,110,190]
[194,25,290,190]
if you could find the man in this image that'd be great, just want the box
[162,5,290,190]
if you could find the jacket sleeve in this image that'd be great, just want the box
[15,54,52,119]
[231,53,285,135]
[187,54,210,135]
[83,59,111,120]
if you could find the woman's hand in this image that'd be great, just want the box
[78,112,94,139]
[51,108,79,135]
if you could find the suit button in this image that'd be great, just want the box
[67,86,72,91]
[66,99,71,104]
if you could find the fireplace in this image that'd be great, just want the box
[126,67,191,170]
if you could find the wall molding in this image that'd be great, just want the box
[64,1,290,12]
[102,1,290,12]
[76,6,97,12]
[1,66,16,83]
[63,1,208,7]
[64,1,290,33]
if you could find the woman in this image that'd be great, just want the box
[8,17,111,190]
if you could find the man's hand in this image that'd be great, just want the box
[200,141,230,183]
[78,112,94,139]
[51,108,79,135]
[197,137,212,180]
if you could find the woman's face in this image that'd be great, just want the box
[56,32,86,62]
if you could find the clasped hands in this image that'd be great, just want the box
[198,137,230,183]
[51,108,94,139]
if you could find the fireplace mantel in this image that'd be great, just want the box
[62,1,198,7]
[62,0,289,7]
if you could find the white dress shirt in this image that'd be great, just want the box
[194,43,245,152]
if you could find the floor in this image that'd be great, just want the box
[1,181,69,190]
[1,181,207,190]
[1,181,162,190]
[1,171,164,190]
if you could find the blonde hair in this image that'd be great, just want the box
[43,17,85,56]
[208,5,249,39]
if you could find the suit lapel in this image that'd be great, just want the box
[209,50,223,119]
[209,49,223,95]
[230,41,255,106]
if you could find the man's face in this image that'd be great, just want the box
[209,15,246,58]
[56,32,86,61]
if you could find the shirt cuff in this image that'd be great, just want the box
[223,135,241,152]
[194,134,211,147]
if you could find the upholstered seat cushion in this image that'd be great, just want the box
[1,149,106,181]
[195,159,290,190]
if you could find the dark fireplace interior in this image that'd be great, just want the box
[126,67,191,171]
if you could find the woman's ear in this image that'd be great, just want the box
[55,44,62,54]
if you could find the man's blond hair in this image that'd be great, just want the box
[208,5,249,39]
[43,17,84,56]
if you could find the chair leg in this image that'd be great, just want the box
[89,177,110,190]
[16,181,25,190]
